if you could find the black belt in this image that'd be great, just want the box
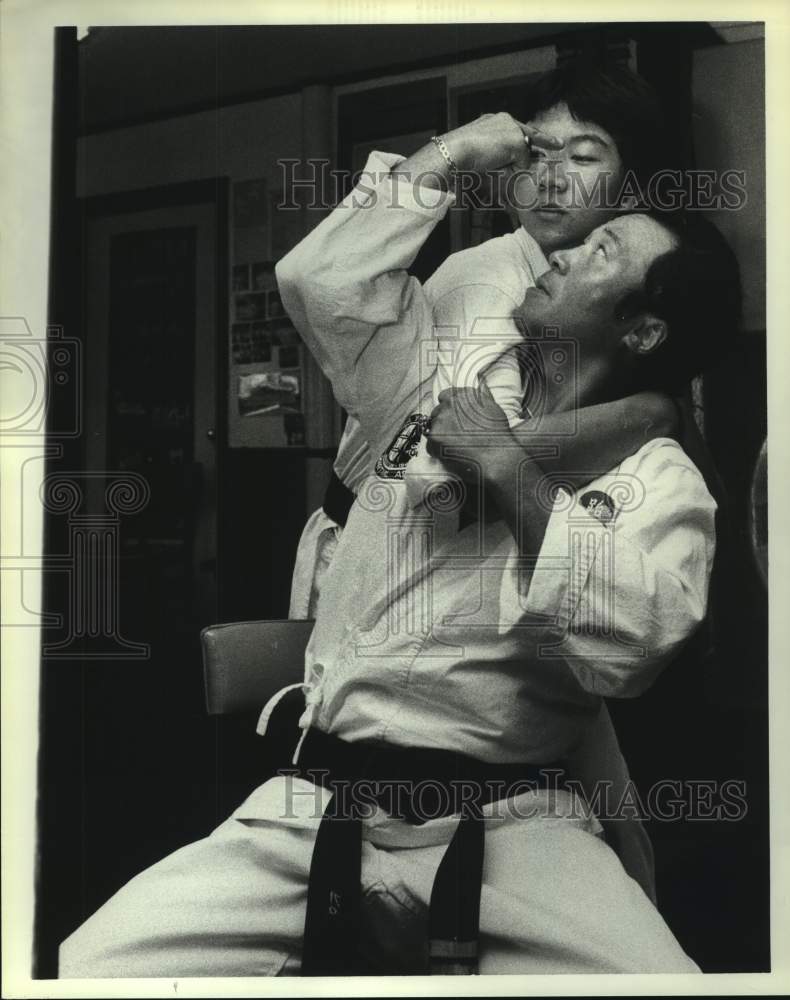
[322,470,356,528]
[292,727,568,975]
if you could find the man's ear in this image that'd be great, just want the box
[621,314,669,356]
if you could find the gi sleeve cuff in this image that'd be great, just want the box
[353,149,456,215]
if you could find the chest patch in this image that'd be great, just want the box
[580,490,616,523]
[375,413,430,480]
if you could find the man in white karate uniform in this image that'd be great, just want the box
[60,112,739,978]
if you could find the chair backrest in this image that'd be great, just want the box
[200,619,314,715]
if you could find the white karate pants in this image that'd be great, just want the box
[59,777,699,978]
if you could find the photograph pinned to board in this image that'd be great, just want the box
[230,309,305,447]
[237,368,300,418]
[234,291,268,322]
[267,288,286,317]
[234,276,287,324]
[231,322,271,365]
[251,260,276,291]
[230,317,299,365]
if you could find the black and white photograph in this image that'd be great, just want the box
[1,4,788,996]
[234,290,268,321]
[251,260,277,291]
[266,288,286,318]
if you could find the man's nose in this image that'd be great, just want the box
[548,251,570,275]
[537,158,569,193]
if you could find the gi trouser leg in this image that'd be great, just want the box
[59,778,700,978]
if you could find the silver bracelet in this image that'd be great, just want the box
[431,134,459,184]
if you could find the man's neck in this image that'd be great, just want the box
[538,349,621,416]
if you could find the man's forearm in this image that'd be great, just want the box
[511,392,678,490]
[392,112,560,197]
[391,142,454,190]
[482,444,552,560]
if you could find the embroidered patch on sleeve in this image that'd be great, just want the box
[580,490,617,524]
[375,413,431,480]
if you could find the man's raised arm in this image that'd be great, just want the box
[275,115,563,451]
[274,149,453,448]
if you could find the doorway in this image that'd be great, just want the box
[82,188,227,634]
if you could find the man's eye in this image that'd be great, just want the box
[573,155,599,164]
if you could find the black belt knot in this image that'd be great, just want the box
[294,727,568,976]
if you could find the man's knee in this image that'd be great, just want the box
[58,919,126,978]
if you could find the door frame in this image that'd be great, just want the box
[82,176,230,442]
[80,178,230,620]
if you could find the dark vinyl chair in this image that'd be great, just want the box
[200,619,313,716]
[199,617,401,975]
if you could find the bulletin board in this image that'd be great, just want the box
[228,178,306,448]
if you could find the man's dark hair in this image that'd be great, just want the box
[618,214,743,394]
[522,61,671,193]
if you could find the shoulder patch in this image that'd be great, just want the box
[580,490,616,523]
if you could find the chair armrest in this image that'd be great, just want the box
[201,619,314,716]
